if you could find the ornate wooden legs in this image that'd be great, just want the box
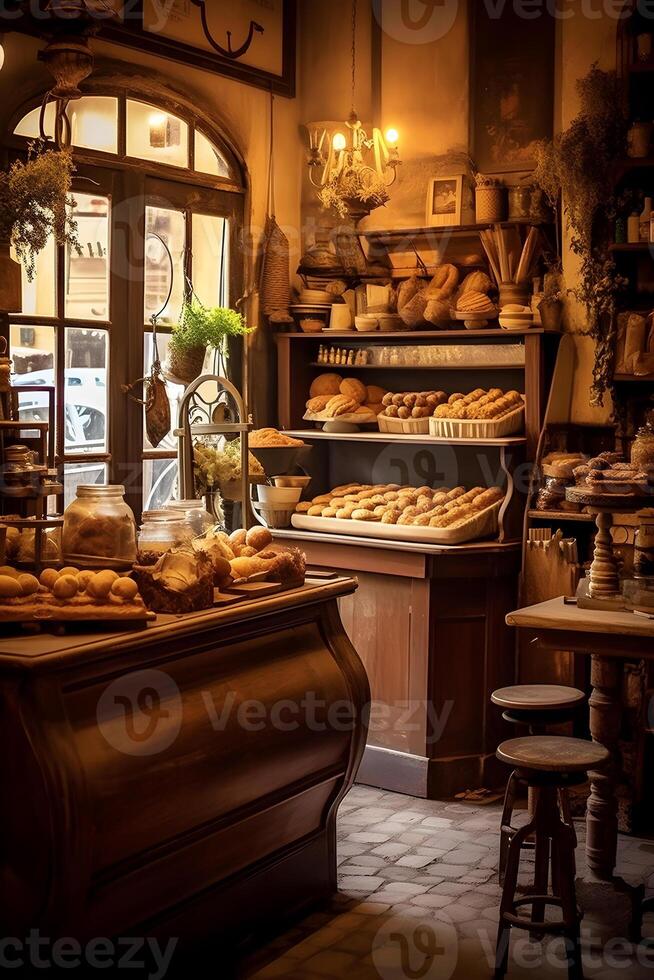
[586,655,622,878]
[588,511,621,599]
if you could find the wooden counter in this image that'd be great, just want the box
[276,533,521,799]
[0,577,369,953]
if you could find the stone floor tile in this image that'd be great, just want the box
[378,866,420,882]
[444,845,490,864]
[370,842,411,858]
[352,902,391,915]
[396,854,440,869]
[349,854,386,868]
[346,832,391,844]
[339,864,387,876]
[375,881,432,897]
[338,875,384,891]
[408,892,452,909]
[456,890,496,909]
[397,830,433,845]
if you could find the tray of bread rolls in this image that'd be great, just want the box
[292,483,505,545]
[429,388,525,439]
[0,566,154,628]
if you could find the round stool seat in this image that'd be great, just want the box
[491,685,585,712]
[497,735,609,773]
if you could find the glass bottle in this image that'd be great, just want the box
[640,196,652,242]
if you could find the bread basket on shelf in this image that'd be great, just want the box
[377,415,431,435]
[429,402,525,439]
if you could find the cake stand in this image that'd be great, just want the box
[565,486,651,610]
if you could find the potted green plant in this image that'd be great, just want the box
[167,299,254,385]
[0,143,80,312]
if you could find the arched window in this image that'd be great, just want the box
[7,88,246,517]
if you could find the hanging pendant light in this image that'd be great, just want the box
[306,0,401,223]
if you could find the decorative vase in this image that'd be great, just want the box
[538,298,564,332]
[475,186,506,223]
[508,185,532,222]
[166,344,206,385]
[499,282,530,309]
[0,241,22,313]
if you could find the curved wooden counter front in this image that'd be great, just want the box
[0,577,368,951]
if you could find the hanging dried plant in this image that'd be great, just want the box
[532,65,629,406]
[319,166,389,220]
[0,141,81,280]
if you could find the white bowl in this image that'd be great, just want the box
[355,315,379,332]
[300,290,332,304]
[258,484,302,506]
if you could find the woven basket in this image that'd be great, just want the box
[260,216,291,323]
[475,186,506,223]
[378,415,431,435]
[167,344,206,385]
[429,403,524,439]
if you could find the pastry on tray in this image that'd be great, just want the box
[192,526,306,589]
[573,452,654,496]
[380,391,448,420]
[133,548,215,613]
[295,483,504,528]
[305,375,388,420]
[433,388,523,421]
[0,565,151,623]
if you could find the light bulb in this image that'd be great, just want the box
[385,128,399,146]
[0,39,4,73]
[332,132,347,152]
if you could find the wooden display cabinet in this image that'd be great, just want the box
[274,326,559,797]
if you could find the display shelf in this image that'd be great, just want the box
[279,328,544,340]
[286,429,526,448]
[614,373,654,382]
[527,509,595,523]
[309,361,525,371]
[357,220,545,244]
[273,527,521,556]
[609,243,654,253]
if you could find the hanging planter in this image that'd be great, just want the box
[165,298,254,387]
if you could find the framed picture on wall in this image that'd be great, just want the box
[104,0,297,97]
[426,175,463,228]
[469,4,555,173]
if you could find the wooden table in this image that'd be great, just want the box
[506,597,654,882]
[0,577,369,955]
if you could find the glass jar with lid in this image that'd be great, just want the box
[62,485,137,569]
[632,424,654,471]
[137,511,193,566]
[164,499,215,536]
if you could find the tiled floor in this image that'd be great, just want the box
[243,785,654,979]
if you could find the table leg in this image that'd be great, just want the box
[586,655,622,879]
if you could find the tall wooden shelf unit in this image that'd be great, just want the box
[275,319,559,798]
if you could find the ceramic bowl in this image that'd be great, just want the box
[299,318,324,333]
[272,475,312,490]
[355,315,379,333]
[258,484,303,507]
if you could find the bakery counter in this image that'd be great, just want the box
[275,532,521,799]
[0,577,369,956]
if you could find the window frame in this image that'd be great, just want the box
[5,86,246,519]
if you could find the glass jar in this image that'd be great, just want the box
[164,499,214,536]
[632,425,654,471]
[62,485,137,569]
[137,511,192,566]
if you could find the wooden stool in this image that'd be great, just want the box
[495,736,609,980]
[492,685,586,881]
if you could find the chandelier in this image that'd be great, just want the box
[306,0,400,223]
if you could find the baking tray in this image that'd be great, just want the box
[292,499,502,545]
[377,415,431,435]
[429,403,524,439]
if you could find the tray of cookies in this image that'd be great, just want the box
[292,483,505,545]
[429,388,524,439]
[378,391,449,434]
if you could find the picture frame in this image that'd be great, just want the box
[425,175,463,228]
[469,3,555,174]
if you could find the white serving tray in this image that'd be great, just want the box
[292,499,502,545]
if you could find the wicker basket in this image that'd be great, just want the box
[475,186,506,223]
[166,344,206,385]
[377,415,431,435]
[429,403,524,439]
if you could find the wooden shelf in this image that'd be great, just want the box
[273,527,521,556]
[528,509,595,523]
[609,243,653,252]
[287,429,526,448]
[614,373,654,382]
[358,221,546,244]
[309,361,525,371]
[278,328,543,340]
[628,62,654,74]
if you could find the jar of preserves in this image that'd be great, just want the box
[164,499,214,536]
[632,424,654,471]
[137,511,192,566]
[62,485,137,569]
